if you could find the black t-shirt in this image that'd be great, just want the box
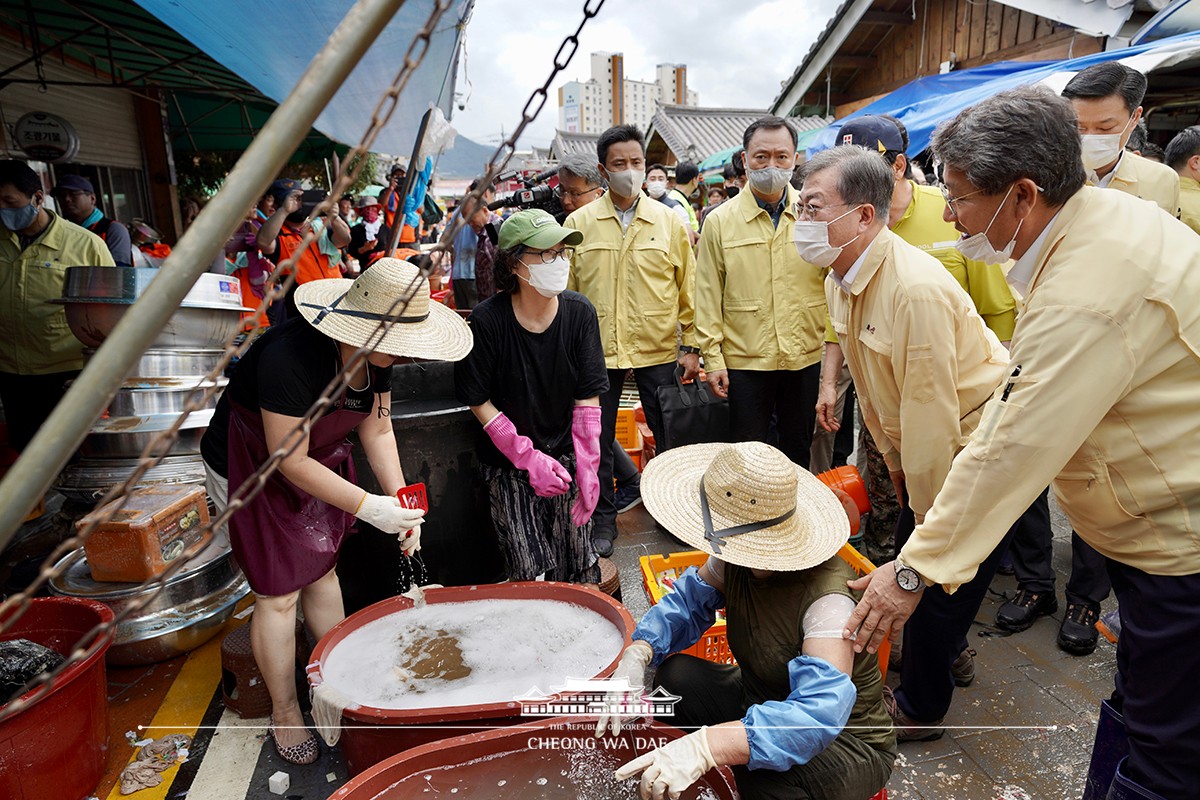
[200,317,393,477]
[454,290,608,468]
[349,221,392,263]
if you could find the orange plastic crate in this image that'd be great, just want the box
[638,544,890,678]
[614,407,642,450]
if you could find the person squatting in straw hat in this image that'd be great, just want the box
[600,441,895,800]
[454,209,609,583]
[199,259,472,766]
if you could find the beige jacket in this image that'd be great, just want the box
[1094,151,1180,215]
[565,192,696,369]
[1179,176,1200,236]
[826,228,1009,520]
[696,185,826,372]
[903,187,1200,591]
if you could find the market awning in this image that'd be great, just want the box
[135,0,472,156]
[805,30,1200,157]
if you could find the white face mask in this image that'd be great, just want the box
[645,180,668,199]
[792,205,865,268]
[1080,115,1134,173]
[954,185,1021,265]
[521,256,571,298]
[748,167,793,196]
[605,169,645,198]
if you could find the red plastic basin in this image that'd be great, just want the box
[0,597,114,800]
[328,716,739,800]
[308,582,635,775]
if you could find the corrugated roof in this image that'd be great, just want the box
[647,105,830,162]
[550,130,601,160]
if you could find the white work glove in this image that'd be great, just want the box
[399,524,422,557]
[355,493,425,535]
[595,641,654,737]
[615,726,717,800]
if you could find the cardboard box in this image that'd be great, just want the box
[80,485,211,583]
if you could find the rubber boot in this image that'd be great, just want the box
[1083,699,1129,800]
[1105,757,1168,800]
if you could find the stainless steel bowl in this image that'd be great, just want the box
[53,454,206,503]
[48,543,250,665]
[60,302,246,349]
[105,379,225,417]
[61,268,249,309]
[79,409,213,458]
[84,348,227,379]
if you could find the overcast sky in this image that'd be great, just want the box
[449,0,842,149]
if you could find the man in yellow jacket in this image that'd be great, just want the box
[1164,126,1200,235]
[847,85,1200,800]
[799,145,1010,742]
[565,124,699,557]
[696,117,825,468]
[0,159,115,452]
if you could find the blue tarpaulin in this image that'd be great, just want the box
[807,30,1200,157]
[135,0,471,157]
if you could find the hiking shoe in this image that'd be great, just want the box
[1058,602,1101,655]
[592,529,616,558]
[951,647,976,687]
[881,685,944,742]
[614,483,643,513]
[995,588,1058,633]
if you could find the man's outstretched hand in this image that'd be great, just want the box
[844,560,924,654]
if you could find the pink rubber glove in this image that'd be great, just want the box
[571,405,602,527]
[484,412,572,497]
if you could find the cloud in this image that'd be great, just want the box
[450,0,840,149]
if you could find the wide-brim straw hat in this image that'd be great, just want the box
[294,258,472,361]
[642,441,849,571]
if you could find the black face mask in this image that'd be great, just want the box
[726,185,740,198]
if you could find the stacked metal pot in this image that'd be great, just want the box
[52,267,247,503]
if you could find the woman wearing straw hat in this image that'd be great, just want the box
[455,208,608,583]
[602,441,895,800]
[199,258,471,765]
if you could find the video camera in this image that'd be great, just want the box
[488,168,564,220]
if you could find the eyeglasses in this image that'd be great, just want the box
[524,246,574,264]
[555,185,601,199]
[793,200,850,220]
[938,185,984,217]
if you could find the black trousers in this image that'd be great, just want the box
[893,496,1018,722]
[594,362,675,536]
[0,370,79,451]
[727,364,820,469]
[1108,560,1200,797]
[452,278,478,310]
[1009,488,1112,605]
[654,654,894,800]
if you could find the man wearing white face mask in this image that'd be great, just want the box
[455,209,608,584]
[565,124,700,558]
[800,146,1011,742]
[645,163,690,227]
[696,116,826,468]
[1062,62,1179,215]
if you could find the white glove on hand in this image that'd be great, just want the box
[399,524,422,556]
[355,493,425,535]
[595,641,654,737]
[615,726,717,800]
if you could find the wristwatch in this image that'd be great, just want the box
[894,559,924,592]
[678,345,700,355]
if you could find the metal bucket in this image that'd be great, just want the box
[59,301,246,350]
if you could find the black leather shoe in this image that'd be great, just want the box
[995,588,1058,632]
[1058,602,1101,655]
[592,530,616,558]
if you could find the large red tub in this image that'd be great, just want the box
[308,582,635,775]
[0,597,114,800]
[328,716,739,800]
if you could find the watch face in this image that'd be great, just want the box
[897,566,921,591]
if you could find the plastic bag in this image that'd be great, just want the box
[0,638,65,704]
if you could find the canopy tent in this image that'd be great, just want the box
[698,126,832,173]
[168,92,340,160]
[805,30,1200,157]
[136,0,472,157]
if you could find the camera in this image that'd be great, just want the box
[488,168,564,220]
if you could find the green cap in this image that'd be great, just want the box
[497,208,584,251]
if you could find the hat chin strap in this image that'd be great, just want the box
[700,482,796,554]
[301,291,430,325]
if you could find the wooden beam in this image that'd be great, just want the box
[831,54,878,70]
[862,11,913,25]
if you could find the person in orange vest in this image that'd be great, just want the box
[257,180,350,320]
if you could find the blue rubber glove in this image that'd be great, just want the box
[632,567,725,667]
[742,655,856,771]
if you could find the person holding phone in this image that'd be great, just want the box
[257,181,351,319]
[200,259,472,765]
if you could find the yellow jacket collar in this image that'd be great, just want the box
[1023,186,1095,292]
[845,226,892,297]
[736,182,798,224]
[1,208,64,251]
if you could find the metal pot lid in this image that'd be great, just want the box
[117,377,228,391]
[49,538,233,599]
[56,454,206,486]
[90,409,216,435]
[57,268,251,310]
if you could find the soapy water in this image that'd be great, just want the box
[321,599,625,709]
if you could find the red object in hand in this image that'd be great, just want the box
[396,483,428,512]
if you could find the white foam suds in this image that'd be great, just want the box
[320,599,624,709]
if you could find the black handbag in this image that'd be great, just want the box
[654,365,732,451]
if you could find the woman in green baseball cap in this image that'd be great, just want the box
[454,209,609,584]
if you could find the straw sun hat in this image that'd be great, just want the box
[294,258,472,361]
[642,441,849,571]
